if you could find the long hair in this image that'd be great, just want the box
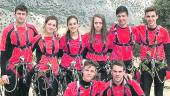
[66,15,78,40]
[90,14,108,44]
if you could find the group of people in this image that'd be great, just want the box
[0,3,170,96]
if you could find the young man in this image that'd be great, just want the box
[0,4,38,96]
[64,60,105,96]
[109,6,139,74]
[102,61,144,96]
[136,6,170,96]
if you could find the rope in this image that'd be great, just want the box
[4,67,18,93]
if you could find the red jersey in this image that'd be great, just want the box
[35,35,59,75]
[0,23,38,75]
[85,33,112,61]
[109,24,140,61]
[102,79,144,96]
[136,24,170,60]
[59,34,87,70]
[64,80,105,96]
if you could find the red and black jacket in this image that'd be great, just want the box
[85,33,112,62]
[136,24,170,70]
[59,33,87,70]
[0,23,38,75]
[102,79,144,96]
[64,80,105,96]
[33,35,59,75]
[109,24,140,61]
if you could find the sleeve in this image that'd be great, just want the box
[132,26,141,44]
[128,80,145,96]
[98,81,107,96]
[162,28,170,70]
[107,32,114,50]
[101,82,110,96]
[59,36,66,49]
[58,36,66,57]
[0,28,14,75]
[64,83,74,96]
[83,33,89,46]
[82,47,88,58]
[28,24,38,36]
[164,42,170,70]
[35,43,42,64]
[33,26,38,35]
[32,34,41,51]
[109,24,116,33]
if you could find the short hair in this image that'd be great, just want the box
[15,4,28,14]
[145,6,158,15]
[83,60,98,69]
[111,61,126,70]
[116,6,128,15]
[44,15,58,28]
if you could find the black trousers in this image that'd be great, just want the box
[5,69,32,96]
[140,62,166,96]
[35,75,58,96]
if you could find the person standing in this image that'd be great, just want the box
[137,6,170,96]
[33,16,59,96]
[0,4,39,96]
[59,16,87,84]
[109,6,140,74]
[85,14,112,81]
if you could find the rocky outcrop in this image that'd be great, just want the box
[0,0,154,34]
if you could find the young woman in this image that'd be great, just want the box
[33,16,59,96]
[59,16,87,84]
[85,14,112,81]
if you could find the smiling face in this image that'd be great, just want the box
[44,19,57,35]
[116,12,128,27]
[145,11,158,28]
[82,65,97,82]
[15,10,27,25]
[94,17,103,33]
[67,18,79,34]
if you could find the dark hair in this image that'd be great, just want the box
[66,15,79,40]
[145,6,158,15]
[116,6,128,15]
[15,4,28,14]
[111,61,126,70]
[44,15,58,28]
[83,60,98,69]
[90,14,108,44]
